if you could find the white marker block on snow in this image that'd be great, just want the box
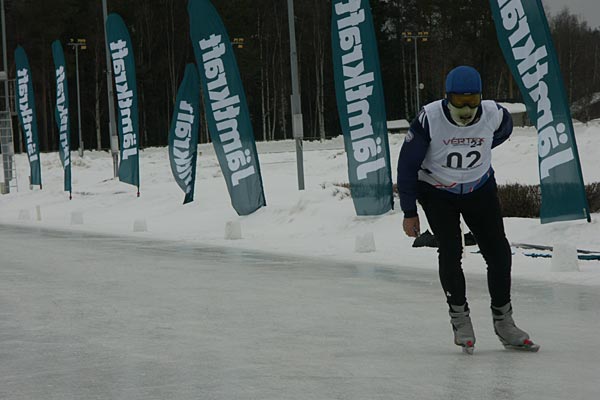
[355,232,376,253]
[70,211,84,225]
[18,209,31,221]
[225,221,242,240]
[551,243,579,272]
[133,219,148,232]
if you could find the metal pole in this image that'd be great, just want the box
[1,0,13,192]
[102,0,119,178]
[414,39,420,113]
[402,31,428,116]
[1,0,8,110]
[75,46,84,157]
[286,0,304,190]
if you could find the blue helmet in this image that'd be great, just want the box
[445,66,482,94]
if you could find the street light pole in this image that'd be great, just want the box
[401,31,429,114]
[286,0,305,190]
[102,0,119,178]
[74,45,83,157]
[67,39,86,157]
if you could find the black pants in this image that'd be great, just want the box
[417,178,512,308]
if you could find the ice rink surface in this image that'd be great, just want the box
[1,225,599,400]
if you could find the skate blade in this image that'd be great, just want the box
[460,340,475,355]
[503,339,540,352]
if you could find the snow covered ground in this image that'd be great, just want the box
[1,120,599,287]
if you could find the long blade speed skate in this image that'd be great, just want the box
[449,304,476,355]
[492,303,539,352]
[501,338,540,352]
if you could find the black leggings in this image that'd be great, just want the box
[417,178,512,308]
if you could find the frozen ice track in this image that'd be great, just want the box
[0,225,599,400]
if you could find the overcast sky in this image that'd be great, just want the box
[541,0,600,29]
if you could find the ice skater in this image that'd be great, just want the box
[396,65,539,354]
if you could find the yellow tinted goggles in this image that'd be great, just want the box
[448,93,482,109]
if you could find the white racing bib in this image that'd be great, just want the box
[420,100,502,186]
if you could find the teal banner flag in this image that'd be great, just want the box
[188,0,266,216]
[490,0,590,223]
[51,40,72,196]
[106,13,140,192]
[169,64,200,204]
[14,46,42,187]
[331,0,393,216]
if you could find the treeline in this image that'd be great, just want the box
[4,0,600,153]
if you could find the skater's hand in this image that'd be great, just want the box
[403,216,420,238]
